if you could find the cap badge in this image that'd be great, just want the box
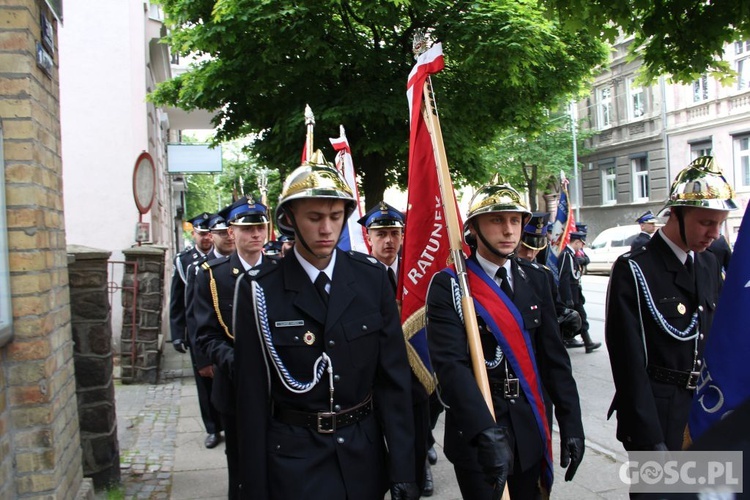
[303,331,316,345]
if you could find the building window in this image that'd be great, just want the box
[631,157,649,201]
[598,86,612,129]
[602,164,617,204]
[736,40,750,90]
[691,142,713,160]
[737,135,750,187]
[693,75,709,102]
[627,78,645,120]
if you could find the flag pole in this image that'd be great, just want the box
[304,104,315,161]
[413,35,495,420]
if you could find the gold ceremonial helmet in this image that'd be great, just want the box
[464,174,532,238]
[658,156,738,216]
[275,150,357,236]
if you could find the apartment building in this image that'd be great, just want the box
[575,37,750,243]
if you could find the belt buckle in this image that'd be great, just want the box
[686,371,700,390]
[504,378,520,399]
[317,411,336,434]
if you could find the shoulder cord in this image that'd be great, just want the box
[176,255,187,284]
[450,276,503,369]
[627,260,700,341]
[630,260,650,366]
[251,280,333,395]
[203,264,233,340]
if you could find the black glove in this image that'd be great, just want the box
[389,482,419,500]
[172,339,188,353]
[560,436,585,481]
[475,426,513,492]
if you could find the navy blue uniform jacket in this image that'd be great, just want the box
[232,249,416,499]
[606,231,721,450]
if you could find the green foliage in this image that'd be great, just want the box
[481,108,594,210]
[151,0,608,203]
[544,0,750,84]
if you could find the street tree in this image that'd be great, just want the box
[483,109,594,211]
[544,0,750,84]
[151,0,607,204]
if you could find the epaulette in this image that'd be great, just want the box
[177,246,194,257]
[201,255,231,270]
[347,250,383,268]
[516,257,538,270]
[620,246,647,260]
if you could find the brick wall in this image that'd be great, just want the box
[1,1,90,498]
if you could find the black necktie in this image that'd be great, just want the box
[496,266,513,299]
[685,254,694,276]
[387,267,397,293]
[314,272,330,306]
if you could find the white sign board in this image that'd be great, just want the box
[167,144,223,173]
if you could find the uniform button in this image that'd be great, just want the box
[333,375,341,382]
[293,336,300,342]
[275,445,281,450]
[699,334,705,340]
[334,404,341,412]
[337,437,345,444]
[533,319,539,324]
[697,360,702,367]
[509,399,516,404]
[328,340,336,347]
[698,305,704,312]
[361,325,368,331]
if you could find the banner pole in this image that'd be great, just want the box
[414,39,495,421]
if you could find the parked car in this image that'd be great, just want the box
[584,224,642,274]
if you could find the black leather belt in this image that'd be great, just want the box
[647,364,700,390]
[490,380,520,399]
[271,395,373,434]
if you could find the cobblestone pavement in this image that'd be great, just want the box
[102,381,182,499]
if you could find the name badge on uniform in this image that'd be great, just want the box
[275,320,305,328]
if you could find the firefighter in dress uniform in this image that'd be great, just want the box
[193,196,273,499]
[630,210,658,252]
[426,177,585,499]
[184,211,238,451]
[169,212,223,449]
[605,157,737,498]
[358,201,436,497]
[231,153,419,500]
[558,225,601,352]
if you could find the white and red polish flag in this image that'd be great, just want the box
[401,42,464,393]
[329,126,368,253]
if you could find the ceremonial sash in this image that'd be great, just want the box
[446,259,553,492]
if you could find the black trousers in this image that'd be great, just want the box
[454,460,542,500]
[572,285,594,345]
[189,348,222,435]
[222,412,239,500]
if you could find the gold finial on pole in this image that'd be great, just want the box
[412,29,428,59]
[305,104,315,162]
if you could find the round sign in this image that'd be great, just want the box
[133,151,155,214]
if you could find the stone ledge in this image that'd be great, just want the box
[75,478,94,500]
